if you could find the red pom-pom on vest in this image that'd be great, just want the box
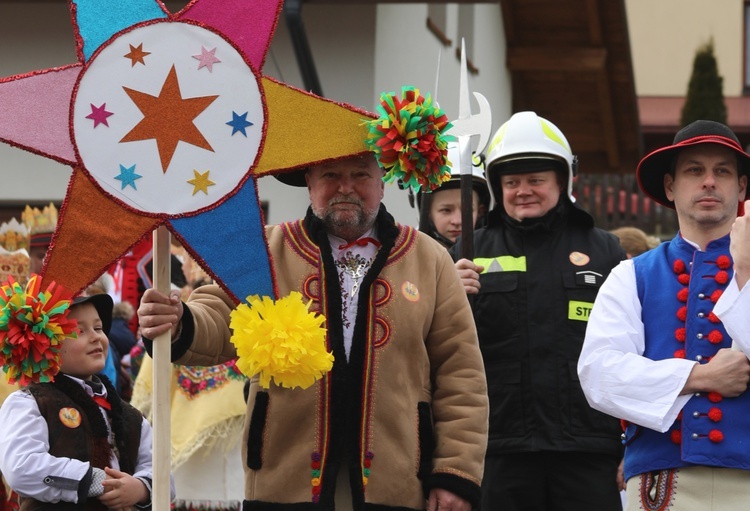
[708,330,723,344]
[708,392,723,403]
[708,407,723,422]
[677,288,689,303]
[715,271,729,285]
[677,306,687,322]
[716,255,731,270]
[675,327,686,342]
[670,430,682,444]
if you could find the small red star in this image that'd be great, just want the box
[120,65,218,172]
[124,43,151,67]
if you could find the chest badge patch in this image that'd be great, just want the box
[59,407,82,428]
[402,281,420,302]
[569,251,590,266]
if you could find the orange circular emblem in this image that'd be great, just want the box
[401,281,420,302]
[569,251,590,266]
[59,407,82,428]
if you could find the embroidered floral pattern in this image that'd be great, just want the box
[638,469,676,511]
[177,360,246,399]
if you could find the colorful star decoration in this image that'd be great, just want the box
[121,65,218,173]
[0,0,375,303]
[124,43,151,67]
[85,103,114,128]
[226,111,254,137]
[188,169,215,196]
[115,164,142,190]
[193,46,221,72]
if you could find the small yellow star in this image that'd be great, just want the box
[187,169,215,195]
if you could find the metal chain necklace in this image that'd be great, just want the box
[337,253,371,297]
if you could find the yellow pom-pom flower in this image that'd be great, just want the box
[229,292,333,389]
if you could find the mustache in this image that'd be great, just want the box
[328,195,364,207]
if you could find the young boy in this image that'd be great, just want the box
[0,293,173,509]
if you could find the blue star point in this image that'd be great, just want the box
[226,111,253,137]
[115,164,142,190]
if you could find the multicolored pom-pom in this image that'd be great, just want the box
[0,275,77,385]
[229,292,333,390]
[365,86,453,193]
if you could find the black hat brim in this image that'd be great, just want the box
[637,139,750,208]
[274,168,308,187]
[72,294,113,336]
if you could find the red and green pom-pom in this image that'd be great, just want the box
[0,275,77,385]
[364,86,454,193]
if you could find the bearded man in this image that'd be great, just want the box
[138,153,489,511]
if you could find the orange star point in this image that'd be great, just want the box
[120,65,218,173]
[124,43,150,66]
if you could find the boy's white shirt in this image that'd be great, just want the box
[0,374,161,504]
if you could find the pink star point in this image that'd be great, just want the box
[85,103,114,128]
[193,46,221,72]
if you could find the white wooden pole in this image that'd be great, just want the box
[151,225,172,509]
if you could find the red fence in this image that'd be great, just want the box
[572,173,678,240]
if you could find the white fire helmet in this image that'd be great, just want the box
[484,111,577,205]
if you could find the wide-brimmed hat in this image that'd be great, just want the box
[274,167,308,187]
[71,293,113,336]
[637,120,750,208]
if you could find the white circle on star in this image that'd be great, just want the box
[73,21,264,216]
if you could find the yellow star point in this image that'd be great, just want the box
[188,169,215,195]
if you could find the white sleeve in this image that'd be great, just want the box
[577,260,698,432]
[0,390,89,503]
[714,275,750,356]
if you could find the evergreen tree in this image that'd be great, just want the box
[681,39,727,127]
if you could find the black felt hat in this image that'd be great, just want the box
[637,120,750,208]
[71,293,113,336]
[274,168,308,187]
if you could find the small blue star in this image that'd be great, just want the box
[226,111,253,137]
[115,164,142,190]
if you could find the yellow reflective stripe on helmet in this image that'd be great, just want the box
[474,256,527,274]
[568,300,594,322]
[486,122,508,156]
[540,119,571,153]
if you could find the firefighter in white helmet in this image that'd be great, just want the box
[451,111,626,511]
[413,142,491,249]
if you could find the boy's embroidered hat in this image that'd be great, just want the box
[637,120,750,208]
[72,293,113,336]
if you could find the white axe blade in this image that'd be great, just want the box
[449,91,492,155]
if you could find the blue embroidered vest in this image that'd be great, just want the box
[626,234,750,479]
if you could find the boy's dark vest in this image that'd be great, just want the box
[626,235,750,479]
[21,375,142,511]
